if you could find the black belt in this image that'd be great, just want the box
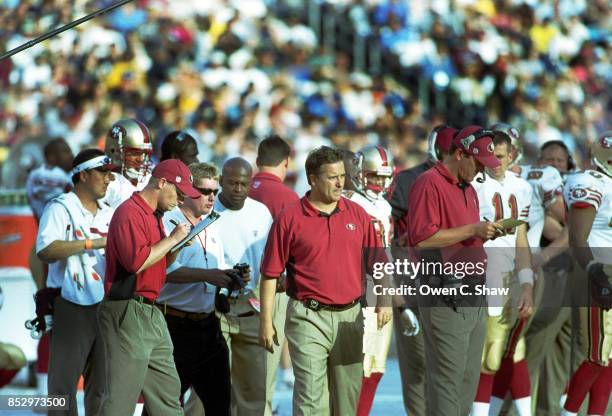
[133,295,156,305]
[301,298,360,312]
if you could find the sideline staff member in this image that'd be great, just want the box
[408,126,504,416]
[98,159,196,416]
[37,149,114,415]
[259,146,389,416]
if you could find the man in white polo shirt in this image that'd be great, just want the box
[156,163,237,416]
[36,148,116,415]
[214,157,273,415]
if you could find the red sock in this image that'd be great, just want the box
[138,394,145,404]
[564,361,605,412]
[510,360,531,399]
[587,364,612,415]
[492,357,514,398]
[475,373,495,403]
[0,369,19,388]
[36,333,50,374]
[356,372,383,416]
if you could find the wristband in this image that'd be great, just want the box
[84,239,93,250]
[518,268,534,286]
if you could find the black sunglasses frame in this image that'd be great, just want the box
[195,186,219,196]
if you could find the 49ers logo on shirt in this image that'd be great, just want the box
[572,188,587,199]
[601,135,612,149]
[528,170,543,180]
[346,223,357,231]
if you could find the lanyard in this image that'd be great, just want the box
[181,210,208,267]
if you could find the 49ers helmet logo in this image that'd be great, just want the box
[346,223,356,231]
[572,188,587,199]
[110,125,126,142]
[600,135,612,149]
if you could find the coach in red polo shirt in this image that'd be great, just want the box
[249,134,299,219]
[408,125,504,416]
[259,146,389,415]
[248,134,299,409]
[98,159,197,416]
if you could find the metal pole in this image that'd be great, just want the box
[0,0,135,61]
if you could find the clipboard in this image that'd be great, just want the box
[498,218,527,229]
[170,210,221,254]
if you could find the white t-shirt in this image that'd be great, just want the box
[157,208,229,313]
[519,165,564,248]
[343,191,393,247]
[473,171,532,272]
[100,172,150,209]
[213,197,273,291]
[26,165,72,220]
[564,170,612,265]
[36,192,113,305]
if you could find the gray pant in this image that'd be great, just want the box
[48,297,106,416]
[419,301,487,416]
[97,298,182,416]
[393,307,427,416]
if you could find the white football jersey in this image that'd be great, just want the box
[519,165,564,248]
[343,191,393,247]
[99,172,151,209]
[473,171,532,272]
[26,165,72,219]
[564,170,612,265]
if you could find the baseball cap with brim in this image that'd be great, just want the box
[453,125,500,169]
[71,155,120,176]
[152,159,200,199]
[436,127,458,153]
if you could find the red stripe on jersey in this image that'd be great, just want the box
[376,147,388,166]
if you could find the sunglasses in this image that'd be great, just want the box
[195,186,219,196]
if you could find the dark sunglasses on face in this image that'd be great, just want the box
[195,186,219,196]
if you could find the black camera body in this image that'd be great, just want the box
[215,263,250,313]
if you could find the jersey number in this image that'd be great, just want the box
[492,192,518,235]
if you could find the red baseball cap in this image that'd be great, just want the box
[436,127,458,153]
[152,159,200,199]
[453,125,500,168]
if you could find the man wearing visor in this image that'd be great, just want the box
[407,125,505,416]
[36,148,117,415]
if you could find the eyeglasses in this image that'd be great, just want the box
[195,186,219,196]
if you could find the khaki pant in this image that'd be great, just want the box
[419,303,487,416]
[48,297,105,416]
[286,299,364,416]
[393,307,426,416]
[97,298,182,416]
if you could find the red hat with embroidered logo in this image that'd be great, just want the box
[453,125,500,168]
[151,159,200,198]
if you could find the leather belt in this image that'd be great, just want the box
[156,303,213,321]
[302,298,360,312]
[133,295,156,305]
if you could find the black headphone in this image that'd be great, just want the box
[539,140,575,171]
[456,129,495,184]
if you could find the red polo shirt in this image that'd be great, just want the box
[104,192,167,300]
[408,162,483,252]
[249,172,300,220]
[260,194,382,304]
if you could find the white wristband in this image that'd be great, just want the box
[518,268,534,286]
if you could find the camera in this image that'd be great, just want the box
[215,263,250,313]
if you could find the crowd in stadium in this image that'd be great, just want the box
[0,0,609,189]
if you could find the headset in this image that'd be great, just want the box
[539,140,575,171]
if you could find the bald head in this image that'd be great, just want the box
[219,157,252,210]
[222,157,253,177]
